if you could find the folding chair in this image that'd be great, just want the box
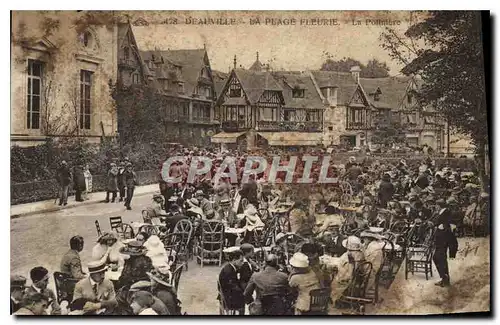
[109,216,123,233]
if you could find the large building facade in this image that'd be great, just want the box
[11,11,118,147]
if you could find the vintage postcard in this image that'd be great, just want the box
[10,10,490,316]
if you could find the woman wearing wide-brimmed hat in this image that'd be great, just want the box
[147,266,182,315]
[117,241,153,289]
[287,252,321,315]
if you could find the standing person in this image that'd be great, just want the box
[83,164,92,201]
[73,163,86,202]
[217,249,246,315]
[105,163,119,203]
[378,173,394,208]
[117,162,126,202]
[60,235,87,280]
[433,200,455,287]
[13,292,49,316]
[124,162,138,210]
[57,160,72,206]
[11,275,27,314]
[25,266,61,315]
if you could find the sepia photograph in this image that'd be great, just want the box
[9,10,490,316]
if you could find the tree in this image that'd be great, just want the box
[320,54,390,78]
[380,11,489,189]
[112,83,167,145]
[370,112,406,147]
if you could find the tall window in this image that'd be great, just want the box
[80,70,92,130]
[27,60,43,129]
[123,46,130,60]
[132,73,140,84]
[350,108,364,123]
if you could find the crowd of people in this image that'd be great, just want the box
[13,144,490,316]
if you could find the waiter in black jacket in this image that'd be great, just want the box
[432,199,458,287]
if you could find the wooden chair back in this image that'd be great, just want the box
[53,272,79,305]
[95,220,102,237]
[121,223,135,239]
[309,288,332,314]
[109,216,123,232]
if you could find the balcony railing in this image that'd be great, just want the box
[346,120,371,130]
[257,120,322,132]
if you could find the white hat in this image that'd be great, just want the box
[289,252,309,268]
[342,236,362,251]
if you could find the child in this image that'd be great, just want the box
[130,291,158,315]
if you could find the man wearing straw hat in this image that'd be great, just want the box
[288,252,321,315]
[360,231,385,293]
[72,260,118,313]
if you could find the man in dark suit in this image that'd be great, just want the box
[433,199,458,287]
[218,249,246,315]
[239,244,259,291]
[244,254,290,315]
[60,235,86,280]
[10,275,27,314]
[57,160,72,206]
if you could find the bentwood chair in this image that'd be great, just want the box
[195,220,225,267]
[95,220,102,237]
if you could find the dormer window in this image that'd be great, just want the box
[178,82,184,93]
[292,89,305,98]
[374,93,380,101]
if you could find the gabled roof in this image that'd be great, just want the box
[249,59,264,72]
[359,76,412,110]
[233,69,283,105]
[140,49,209,95]
[273,71,324,109]
[309,71,358,105]
[212,70,229,97]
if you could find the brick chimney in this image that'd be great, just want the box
[350,66,361,83]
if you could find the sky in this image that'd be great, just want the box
[130,11,416,75]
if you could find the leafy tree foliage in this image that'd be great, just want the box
[320,54,390,78]
[371,111,406,147]
[380,11,489,188]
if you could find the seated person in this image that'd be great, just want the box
[287,252,321,315]
[13,292,49,316]
[147,267,182,315]
[118,241,154,289]
[113,281,169,315]
[72,260,118,314]
[92,233,124,267]
[163,204,189,233]
[130,291,158,315]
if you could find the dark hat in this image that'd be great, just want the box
[30,266,49,283]
[11,275,27,288]
[119,240,148,256]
